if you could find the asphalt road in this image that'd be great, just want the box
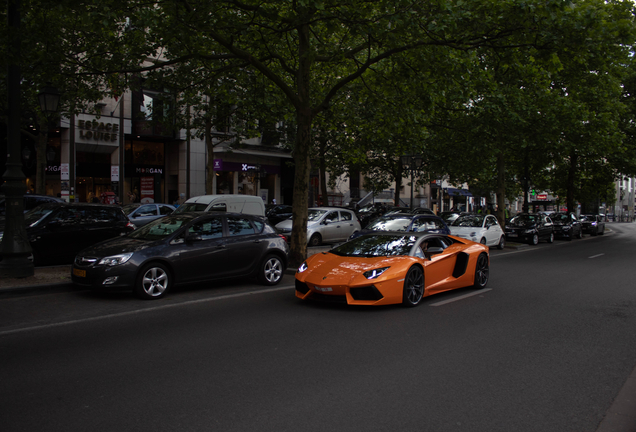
[1,224,636,431]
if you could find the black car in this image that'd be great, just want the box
[71,212,289,299]
[505,213,554,245]
[580,214,606,236]
[551,212,583,240]
[349,213,450,240]
[0,193,64,217]
[266,204,293,225]
[0,202,135,265]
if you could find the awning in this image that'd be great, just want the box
[445,188,472,197]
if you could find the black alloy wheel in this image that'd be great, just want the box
[577,227,583,239]
[480,237,487,245]
[547,232,554,243]
[473,253,489,289]
[258,254,284,286]
[134,262,171,299]
[402,266,424,307]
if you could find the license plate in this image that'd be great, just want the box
[507,233,517,237]
[73,268,86,277]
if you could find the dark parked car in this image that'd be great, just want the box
[551,212,582,240]
[505,213,554,245]
[71,212,289,299]
[580,214,606,236]
[0,202,135,265]
[0,193,64,217]
[122,203,176,228]
[266,204,293,225]
[349,213,450,240]
[439,211,473,224]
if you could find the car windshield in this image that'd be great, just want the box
[173,203,208,213]
[24,206,55,226]
[552,214,570,223]
[308,209,327,221]
[580,215,596,221]
[510,215,538,226]
[128,215,190,240]
[121,204,139,214]
[366,217,412,231]
[330,234,417,257]
[451,215,484,227]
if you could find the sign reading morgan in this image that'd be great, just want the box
[77,118,119,143]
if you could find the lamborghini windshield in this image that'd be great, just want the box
[330,234,417,257]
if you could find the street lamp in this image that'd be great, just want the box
[400,154,423,210]
[1,0,33,278]
[38,85,61,116]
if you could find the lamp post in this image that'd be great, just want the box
[400,154,423,210]
[1,0,33,278]
[38,85,61,116]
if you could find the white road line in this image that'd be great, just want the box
[589,254,605,259]
[429,288,492,306]
[0,284,296,337]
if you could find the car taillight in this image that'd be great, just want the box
[127,222,136,230]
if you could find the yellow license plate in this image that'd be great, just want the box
[73,268,86,277]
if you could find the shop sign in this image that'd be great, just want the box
[77,118,119,143]
[537,194,548,200]
[135,167,163,174]
[111,165,120,182]
[60,163,69,180]
[213,159,223,170]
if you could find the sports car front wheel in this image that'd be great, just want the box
[473,253,489,289]
[402,266,424,307]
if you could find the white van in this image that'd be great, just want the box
[174,194,266,216]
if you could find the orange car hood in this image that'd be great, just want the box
[303,252,412,285]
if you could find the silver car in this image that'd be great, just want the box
[123,203,176,228]
[275,207,361,246]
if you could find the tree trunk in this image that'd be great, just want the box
[567,149,577,213]
[319,136,329,206]
[35,115,48,195]
[289,107,312,267]
[205,116,215,194]
[496,152,506,225]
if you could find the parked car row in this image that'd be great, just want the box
[504,212,605,245]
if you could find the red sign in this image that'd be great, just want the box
[140,177,154,203]
[537,194,548,200]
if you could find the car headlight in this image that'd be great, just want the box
[98,252,134,266]
[562,226,571,230]
[297,262,308,273]
[364,267,390,280]
[524,229,535,234]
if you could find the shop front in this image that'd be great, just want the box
[213,159,281,205]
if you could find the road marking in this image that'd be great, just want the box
[429,288,492,306]
[0,284,296,337]
[589,253,605,259]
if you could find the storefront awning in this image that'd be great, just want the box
[445,188,472,197]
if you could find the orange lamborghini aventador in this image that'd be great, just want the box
[295,232,489,307]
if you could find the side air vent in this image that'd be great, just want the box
[452,252,470,278]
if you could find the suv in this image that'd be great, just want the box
[0,202,135,265]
